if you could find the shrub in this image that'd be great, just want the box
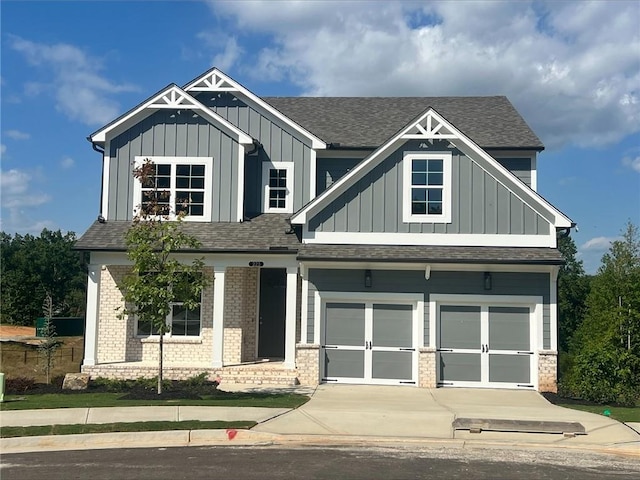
[5,376,36,394]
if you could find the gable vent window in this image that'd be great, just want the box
[134,156,213,222]
[403,152,452,223]
[262,161,293,213]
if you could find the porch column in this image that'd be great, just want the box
[83,264,101,366]
[212,266,226,368]
[284,266,298,369]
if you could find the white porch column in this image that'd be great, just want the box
[212,266,226,368]
[83,264,101,366]
[284,266,298,369]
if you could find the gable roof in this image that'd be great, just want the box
[264,96,543,149]
[184,68,327,149]
[291,107,572,228]
[89,84,253,145]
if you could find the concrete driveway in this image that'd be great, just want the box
[254,384,640,450]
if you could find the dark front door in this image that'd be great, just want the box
[258,268,286,358]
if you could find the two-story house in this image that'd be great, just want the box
[76,68,573,392]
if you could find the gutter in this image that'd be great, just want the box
[89,138,106,221]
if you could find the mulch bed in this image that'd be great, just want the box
[542,392,628,408]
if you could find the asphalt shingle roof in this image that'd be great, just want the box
[76,216,562,265]
[263,96,543,149]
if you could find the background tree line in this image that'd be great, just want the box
[1,229,87,326]
[558,221,640,405]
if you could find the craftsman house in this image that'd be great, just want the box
[76,68,573,391]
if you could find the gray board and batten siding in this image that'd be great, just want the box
[493,157,532,187]
[308,140,550,235]
[108,109,240,222]
[193,92,314,213]
[307,269,551,349]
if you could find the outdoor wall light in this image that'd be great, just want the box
[484,272,492,290]
[364,269,372,288]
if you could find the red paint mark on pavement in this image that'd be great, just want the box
[227,429,238,440]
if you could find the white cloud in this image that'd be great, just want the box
[0,144,6,157]
[9,36,138,125]
[0,168,53,234]
[5,129,30,140]
[580,236,619,251]
[197,32,244,71]
[60,156,75,169]
[622,155,640,173]
[208,0,640,149]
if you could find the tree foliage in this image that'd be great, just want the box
[562,221,640,405]
[118,159,208,394]
[0,229,87,326]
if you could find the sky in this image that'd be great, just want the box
[1,0,639,274]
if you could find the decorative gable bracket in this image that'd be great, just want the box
[188,72,236,92]
[149,88,203,109]
[402,112,457,140]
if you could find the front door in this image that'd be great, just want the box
[258,268,286,358]
[437,304,535,388]
[322,301,416,385]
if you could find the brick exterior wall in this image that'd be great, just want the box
[295,344,320,386]
[538,351,558,393]
[223,267,258,365]
[96,265,129,364]
[418,347,437,388]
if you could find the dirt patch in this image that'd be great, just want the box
[0,325,36,338]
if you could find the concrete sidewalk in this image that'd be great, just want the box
[1,384,639,456]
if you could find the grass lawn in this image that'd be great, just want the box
[555,403,640,423]
[0,391,309,410]
[1,420,256,438]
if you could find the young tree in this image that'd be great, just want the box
[39,294,61,384]
[563,221,640,404]
[118,159,208,394]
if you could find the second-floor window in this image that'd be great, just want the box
[262,161,293,213]
[402,152,452,223]
[133,156,213,221]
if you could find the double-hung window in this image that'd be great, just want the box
[403,152,452,223]
[133,156,213,221]
[262,161,293,213]
[136,273,203,337]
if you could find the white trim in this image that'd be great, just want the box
[83,264,101,366]
[303,230,556,247]
[402,151,452,224]
[212,266,226,368]
[184,68,326,149]
[300,265,309,343]
[291,109,572,229]
[299,261,556,274]
[236,144,245,222]
[91,84,252,145]
[309,149,317,201]
[314,290,322,345]
[262,161,294,213]
[132,156,213,222]
[550,266,559,352]
[101,150,110,219]
[284,267,298,369]
[531,155,538,191]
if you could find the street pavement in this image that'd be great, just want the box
[1,384,639,456]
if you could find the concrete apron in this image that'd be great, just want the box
[254,385,640,450]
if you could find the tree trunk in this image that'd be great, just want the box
[158,333,164,394]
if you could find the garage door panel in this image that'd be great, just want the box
[440,305,481,350]
[372,304,412,348]
[325,302,365,346]
[325,349,365,379]
[489,354,530,384]
[372,351,413,380]
[489,307,530,351]
[440,352,482,382]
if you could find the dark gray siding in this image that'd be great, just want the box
[307,269,551,349]
[495,158,532,186]
[108,110,240,222]
[308,140,550,235]
[194,92,314,211]
[316,157,363,194]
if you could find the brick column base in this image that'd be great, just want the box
[538,351,558,393]
[418,347,437,388]
[296,344,320,386]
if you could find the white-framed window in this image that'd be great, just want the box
[133,156,213,221]
[262,161,294,213]
[402,152,452,223]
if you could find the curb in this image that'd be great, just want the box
[2,429,639,458]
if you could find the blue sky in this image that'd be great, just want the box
[1,0,639,273]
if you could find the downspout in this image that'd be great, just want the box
[89,138,106,220]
